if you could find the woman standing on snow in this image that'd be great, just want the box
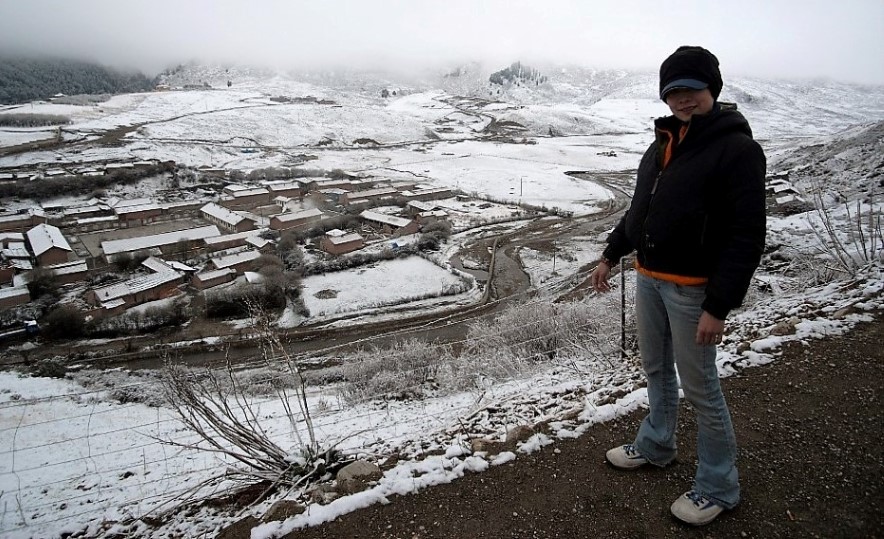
[589,46,766,525]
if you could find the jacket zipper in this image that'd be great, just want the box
[650,170,663,195]
[642,170,664,257]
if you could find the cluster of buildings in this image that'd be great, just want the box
[0,160,167,184]
[765,173,812,215]
[0,171,457,319]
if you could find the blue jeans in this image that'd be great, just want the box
[633,272,740,509]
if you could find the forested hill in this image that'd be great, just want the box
[0,56,156,104]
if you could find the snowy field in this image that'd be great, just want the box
[0,129,56,147]
[301,256,475,318]
[0,66,883,537]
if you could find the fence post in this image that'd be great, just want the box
[620,259,626,360]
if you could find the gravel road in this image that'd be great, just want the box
[279,315,883,539]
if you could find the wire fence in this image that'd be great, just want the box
[0,267,638,538]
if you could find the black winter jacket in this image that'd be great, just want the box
[602,103,766,319]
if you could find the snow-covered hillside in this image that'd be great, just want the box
[0,64,882,539]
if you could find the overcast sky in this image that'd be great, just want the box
[1,0,882,84]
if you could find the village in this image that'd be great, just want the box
[0,159,496,341]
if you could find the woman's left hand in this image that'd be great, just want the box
[696,311,725,345]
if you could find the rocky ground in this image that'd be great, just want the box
[258,315,884,539]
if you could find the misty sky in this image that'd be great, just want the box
[1,0,882,84]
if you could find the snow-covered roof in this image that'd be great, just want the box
[360,210,412,228]
[346,187,399,200]
[45,260,88,276]
[201,202,247,226]
[141,256,181,275]
[243,271,265,284]
[246,236,272,249]
[0,213,32,224]
[101,225,220,256]
[776,194,807,205]
[312,178,352,188]
[194,268,236,282]
[771,183,798,194]
[76,216,118,225]
[158,200,203,210]
[106,197,152,208]
[93,271,182,303]
[210,250,261,269]
[64,205,107,216]
[2,247,31,259]
[327,232,364,245]
[26,224,72,256]
[264,181,301,191]
[407,200,438,212]
[204,229,265,246]
[115,203,161,215]
[166,260,195,272]
[231,187,269,198]
[274,208,323,222]
[0,285,29,300]
[0,233,25,242]
[402,187,452,198]
[100,298,126,309]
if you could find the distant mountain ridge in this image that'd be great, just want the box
[0,56,156,105]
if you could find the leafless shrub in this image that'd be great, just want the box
[808,188,882,277]
[30,358,67,379]
[158,304,337,508]
[338,293,627,402]
[464,300,610,362]
[339,338,452,403]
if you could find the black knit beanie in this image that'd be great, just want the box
[659,46,722,101]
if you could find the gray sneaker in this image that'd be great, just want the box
[605,444,648,469]
[670,490,725,525]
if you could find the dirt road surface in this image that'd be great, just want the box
[272,315,883,539]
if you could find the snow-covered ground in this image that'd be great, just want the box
[2,259,880,539]
[1,65,883,538]
[301,256,476,318]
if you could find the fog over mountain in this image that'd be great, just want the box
[0,0,882,84]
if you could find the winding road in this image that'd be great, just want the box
[2,93,637,371]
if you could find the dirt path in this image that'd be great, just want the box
[279,316,883,539]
